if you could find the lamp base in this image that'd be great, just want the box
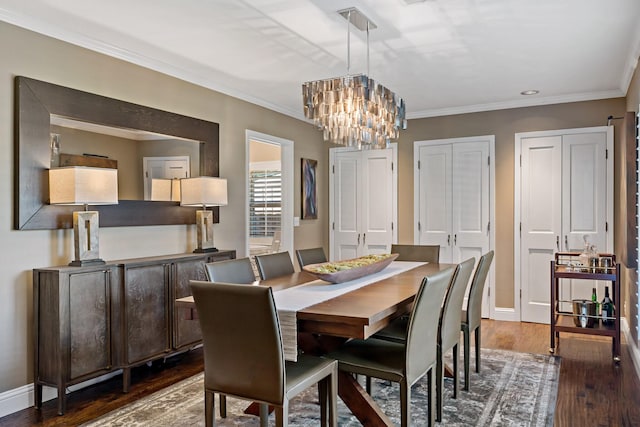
[193,247,219,253]
[69,258,107,267]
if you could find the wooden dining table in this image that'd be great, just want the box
[176,261,455,426]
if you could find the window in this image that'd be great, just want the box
[249,169,282,237]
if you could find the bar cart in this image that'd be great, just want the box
[549,252,621,363]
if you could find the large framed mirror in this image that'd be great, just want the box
[14,76,220,230]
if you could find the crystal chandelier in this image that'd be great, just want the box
[302,8,406,149]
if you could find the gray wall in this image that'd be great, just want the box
[0,19,636,398]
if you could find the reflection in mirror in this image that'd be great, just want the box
[50,116,201,200]
[14,76,219,230]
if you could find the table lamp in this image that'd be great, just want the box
[49,166,119,266]
[150,178,181,202]
[180,176,227,253]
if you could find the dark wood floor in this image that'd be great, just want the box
[2,320,639,426]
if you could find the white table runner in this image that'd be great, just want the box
[274,261,425,361]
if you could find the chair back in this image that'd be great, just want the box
[255,251,295,280]
[391,244,440,263]
[205,257,256,284]
[466,250,494,330]
[189,280,285,405]
[405,267,456,383]
[439,257,475,351]
[295,247,327,269]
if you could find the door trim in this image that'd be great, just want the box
[413,135,496,318]
[514,125,614,322]
[245,130,294,259]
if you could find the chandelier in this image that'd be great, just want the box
[302,7,406,149]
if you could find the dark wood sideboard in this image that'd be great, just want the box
[32,250,236,415]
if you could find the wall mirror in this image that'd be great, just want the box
[14,76,220,230]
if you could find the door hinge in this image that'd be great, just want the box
[488,156,490,166]
[519,154,522,167]
[332,165,335,174]
[391,162,394,172]
[487,221,490,233]
[391,222,394,231]
[145,171,148,178]
[418,221,421,231]
[605,222,608,232]
[332,222,335,230]
[519,222,522,236]
[418,160,421,169]
[487,287,490,297]
[520,289,522,299]
[605,149,608,159]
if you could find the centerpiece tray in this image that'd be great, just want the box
[302,253,399,284]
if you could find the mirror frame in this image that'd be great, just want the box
[14,76,220,230]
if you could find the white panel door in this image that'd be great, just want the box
[361,150,394,255]
[417,144,452,261]
[332,151,361,261]
[520,136,562,323]
[561,132,608,307]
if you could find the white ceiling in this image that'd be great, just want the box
[2,0,640,120]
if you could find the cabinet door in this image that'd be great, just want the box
[124,264,170,364]
[68,269,113,380]
[520,136,562,323]
[417,144,452,261]
[172,258,208,349]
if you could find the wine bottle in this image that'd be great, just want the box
[601,286,614,325]
[591,287,599,325]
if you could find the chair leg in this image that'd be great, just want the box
[318,379,327,427]
[329,370,338,427]
[366,376,372,395]
[260,403,270,427]
[452,343,459,399]
[275,403,287,427]
[219,394,227,418]
[205,390,214,427]
[463,324,470,391]
[475,325,481,373]
[436,346,443,422]
[428,369,435,427]
[400,380,410,427]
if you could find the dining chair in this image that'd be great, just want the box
[326,267,455,427]
[391,244,440,263]
[435,257,475,421]
[461,250,494,391]
[189,280,338,427]
[255,251,295,280]
[295,247,327,269]
[205,257,256,284]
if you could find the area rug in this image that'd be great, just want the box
[82,349,560,426]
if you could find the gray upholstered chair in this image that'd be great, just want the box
[435,257,475,421]
[255,251,295,280]
[190,280,338,427]
[327,267,455,427]
[391,244,440,263]
[461,250,494,391]
[295,247,327,269]
[205,257,256,284]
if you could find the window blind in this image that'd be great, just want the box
[249,170,282,237]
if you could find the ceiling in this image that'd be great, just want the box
[2,0,640,121]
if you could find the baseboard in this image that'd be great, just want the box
[0,370,122,419]
[621,317,640,381]
[492,307,518,322]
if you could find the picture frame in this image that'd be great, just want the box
[301,158,317,219]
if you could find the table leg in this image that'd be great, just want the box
[338,371,394,426]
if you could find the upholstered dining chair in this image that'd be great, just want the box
[435,257,475,421]
[391,244,440,263]
[461,250,494,391]
[295,247,327,269]
[326,267,455,427]
[255,251,295,280]
[205,257,256,284]
[190,280,338,427]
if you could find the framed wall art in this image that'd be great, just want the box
[301,158,317,219]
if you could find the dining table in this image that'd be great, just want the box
[176,260,455,427]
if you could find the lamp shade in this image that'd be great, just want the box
[49,166,118,205]
[180,177,228,207]
[150,178,181,202]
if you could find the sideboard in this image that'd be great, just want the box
[32,250,235,415]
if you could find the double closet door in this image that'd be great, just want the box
[414,137,494,316]
[330,145,397,261]
[518,127,613,323]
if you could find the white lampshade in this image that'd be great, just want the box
[49,166,119,205]
[180,177,227,207]
[151,178,181,202]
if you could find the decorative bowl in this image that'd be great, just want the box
[303,253,399,284]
